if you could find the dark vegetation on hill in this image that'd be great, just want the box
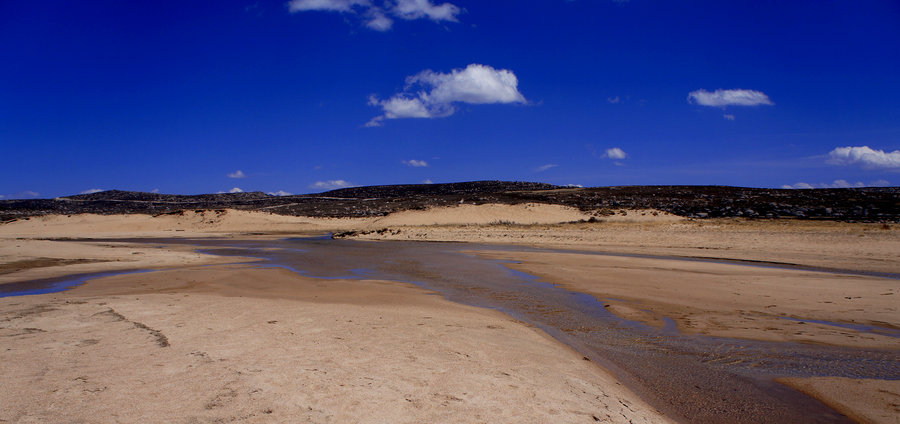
[1,181,898,223]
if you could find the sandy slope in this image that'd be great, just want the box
[777,378,900,424]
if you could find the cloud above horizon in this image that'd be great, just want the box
[535,163,557,172]
[603,147,627,160]
[826,146,900,170]
[268,190,293,196]
[79,188,104,194]
[403,159,429,167]
[781,179,890,189]
[12,191,40,199]
[688,89,774,107]
[367,64,526,126]
[227,170,246,179]
[287,0,461,31]
[310,180,355,190]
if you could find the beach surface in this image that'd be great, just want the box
[1,206,898,423]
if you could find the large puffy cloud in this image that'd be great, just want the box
[688,89,774,107]
[827,146,900,170]
[286,0,460,31]
[367,64,526,125]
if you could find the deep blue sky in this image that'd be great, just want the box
[2,0,899,198]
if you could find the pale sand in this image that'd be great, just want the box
[0,265,669,423]
[470,250,900,349]
[2,206,899,422]
[777,378,900,424]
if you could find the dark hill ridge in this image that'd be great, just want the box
[1,181,898,222]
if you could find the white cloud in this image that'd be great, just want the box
[564,184,584,188]
[0,194,4,199]
[151,188,160,193]
[688,89,774,107]
[781,179,891,189]
[10,191,40,199]
[287,0,368,13]
[229,187,244,193]
[365,9,393,30]
[603,147,627,160]
[79,188,104,194]
[310,180,354,190]
[826,146,900,170]
[403,159,429,167]
[723,114,735,121]
[368,64,526,124]
[227,170,246,179]
[268,190,293,196]
[287,0,459,31]
[535,163,557,172]
[393,0,460,21]
[422,179,434,184]
[607,96,620,104]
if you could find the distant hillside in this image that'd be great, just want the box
[1,181,898,222]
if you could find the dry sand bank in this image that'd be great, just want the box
[0,265,670,423]
[349,217,900,275]
[470,249,899,349]
[777,378,900,424]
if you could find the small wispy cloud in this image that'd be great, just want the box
[80,188,104,195]
[603,147,627,160]
[723,114,736,121]
[268,190,293,196]
[688,89,774,107]
[781,179,891,189]
[310,180,354,190]
[422,179,434,184]
[150,188,160,193]
[535,163,558,172]
[607,96,620,104]
[229,187,244,193]
[0,194,5,199]
[403,159,429,167]
[367,64,526,126]
[826,146,900,170]
[287,0,461,32]
[227,170,247,179]
[10,191,40,199]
